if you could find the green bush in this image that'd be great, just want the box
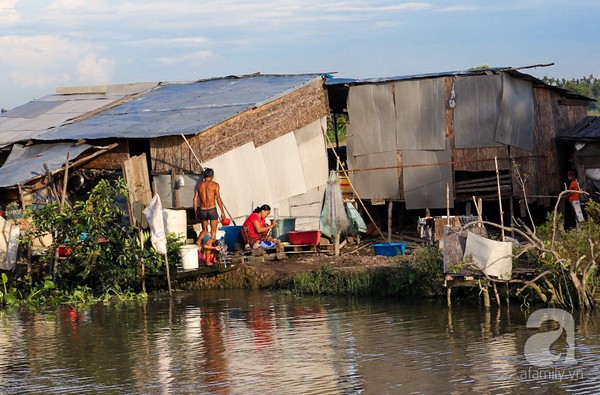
[22,178,182,297]
[292,247,445,297]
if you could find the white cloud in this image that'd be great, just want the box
[0,35,113,88]
[436,6,478,12]
[128,37,210,47]
[76,53,114,84]
[157,51,214,66]
[0,0,19,25]
[21,1,434,31]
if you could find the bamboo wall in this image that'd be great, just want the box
[150,80,330,174]
[81,140,130,169]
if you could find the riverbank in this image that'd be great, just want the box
[176,246,445,297]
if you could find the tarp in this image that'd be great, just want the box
[0,143,91,188]
[463,231,512,280]
[0,216,19,270]
[143,194,168,255]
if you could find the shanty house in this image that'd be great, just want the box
[0,74,330,233]
[326,66,593,219]
[558,116,600,197]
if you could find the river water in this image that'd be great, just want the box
[1,289,599,394]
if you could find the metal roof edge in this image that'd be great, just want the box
[558,116,600,140]
[326,63,595,102]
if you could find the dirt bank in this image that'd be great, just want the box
[179,248,402,290]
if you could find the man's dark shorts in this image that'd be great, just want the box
[197,207,219,222]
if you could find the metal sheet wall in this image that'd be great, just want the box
[454,74,534,151]
[349,151,400,200]
[454,74,504,148]
[394,79,446,151]
[346,84,396,156]
[496,74,534,151]
[403,149,453,210]
[158,118,329,225]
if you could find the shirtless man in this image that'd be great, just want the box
[193,168,227,247]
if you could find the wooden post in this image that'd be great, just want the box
[447,286,452,307]
[446,183,450,221]
[334,233,340,256]
[61,153,70,208]
[139,229,146,293]
[17,184,31,276]
[472,196,482,226]
[387,201,393,243]
[43,163,62,280]
[321,126,386,242]
[494,157,505,241]
[171,169,180,208]
[482,286,491,309]
[493,281,501,306]
[164,253,172,297]
[43,163,61,211]
[509,197,514,238]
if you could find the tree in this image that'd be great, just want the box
[543,75,600,114]
[326,113,349,146]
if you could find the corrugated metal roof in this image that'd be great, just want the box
[0,143,91,188]
[0,82,159,147]
[559,116,600,141]
[35,74,324,141]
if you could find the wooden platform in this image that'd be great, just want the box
[241,243,334,256]
[444,267,540,307]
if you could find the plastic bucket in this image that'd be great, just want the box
[222,225,242,251]
[372,242,406,257]
[179,244,199,270]
[163,209,187,240]
[272,217,296,241]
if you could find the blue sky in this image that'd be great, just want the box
[1,0,599,110]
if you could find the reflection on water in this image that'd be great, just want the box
[0,290,600,394]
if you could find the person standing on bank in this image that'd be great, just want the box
[566,169,585,228]
[194,168,227,247]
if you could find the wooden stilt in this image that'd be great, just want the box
[447,286,452,307]
[164,253,172,297]
[18,184,31,276]
[493,281,501,306]
[482,286,491,309]
[494,157,505,241]
[387,201,393,243]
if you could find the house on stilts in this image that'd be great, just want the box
[325,65,594,231]
[0,73,331,253]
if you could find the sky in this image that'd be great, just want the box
[1,0,599,110]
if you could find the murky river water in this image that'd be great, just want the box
[0,289,599,394]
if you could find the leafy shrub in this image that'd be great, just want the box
[22,178,182,296]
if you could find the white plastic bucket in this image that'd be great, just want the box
[163,209,187,239]
[179,244,199,270]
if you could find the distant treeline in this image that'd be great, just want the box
[543,75,600,114]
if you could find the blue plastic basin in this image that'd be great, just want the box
[372,242,406,256]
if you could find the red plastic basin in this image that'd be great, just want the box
[287,230,321,245]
